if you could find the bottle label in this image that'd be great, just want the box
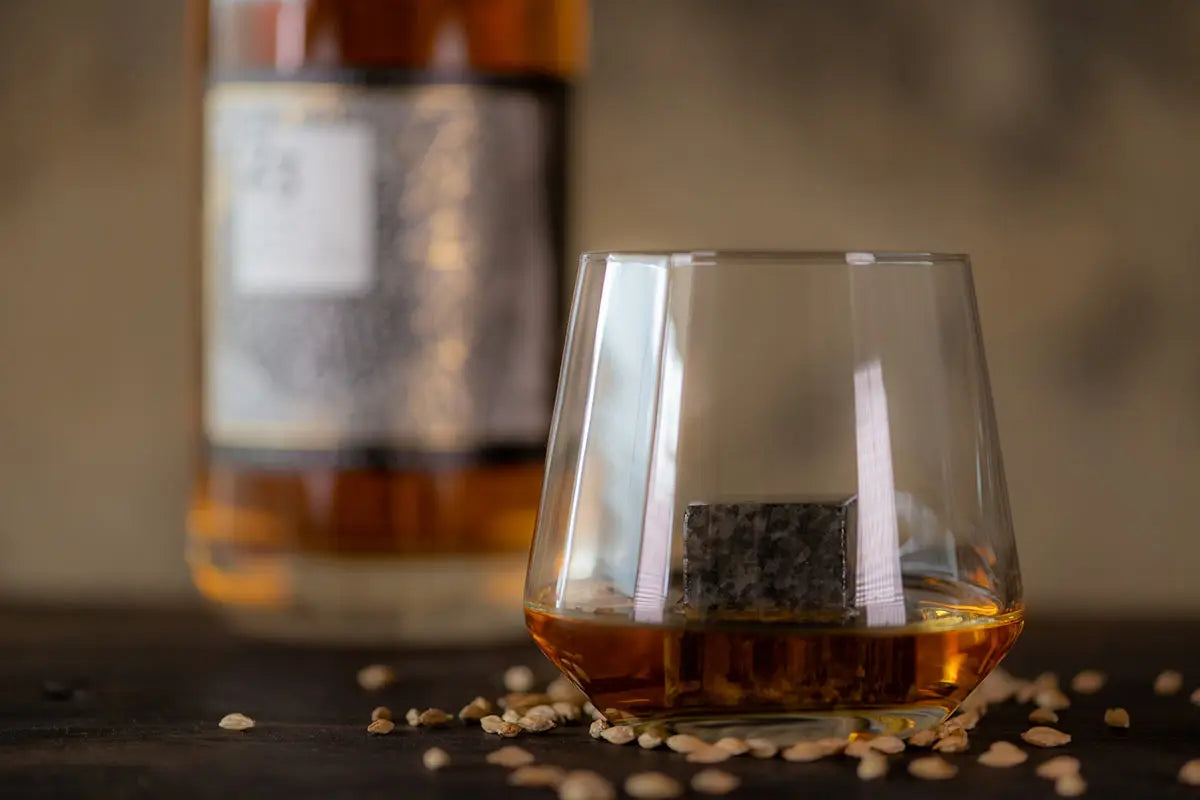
[204,80,562,468]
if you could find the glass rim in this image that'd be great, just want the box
[581,250,970,267]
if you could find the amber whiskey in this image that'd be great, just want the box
[527,607,1023,736]
[190,0,584,642]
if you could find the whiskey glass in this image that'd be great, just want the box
[525,251,1022,741]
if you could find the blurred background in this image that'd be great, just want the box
[0,0,1197,614]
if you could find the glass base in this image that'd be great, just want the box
[213,552,529,645]
[665,707,948,744]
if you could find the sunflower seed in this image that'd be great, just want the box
[583,701,599,718]
[480,715,521,737]
[218,712,255,731]
[503,692,554,714]
[908,756,957,780]
[1179,759,1200,786]
[932,730,969,753]
[665,734,706,754]
[502,709,523,724]
[547,676,588,705]
[366,718,395,735]
[857,750,888,780]
[1036,756,1082,780]
[1154,669,1183,696]
[1055,773,1087,797]
[624,771,683,799]
[487,745,535,768]
[1190,688,1200,706]
[781,741,838,762]
[519,715,557,732]
[600,725,635,745]
[687,745,734,764]
[459,696,494,721]
[1029,707,1059,724]
[510,765,567,788]
[1035,672,1061,690]
[870,735,905,754]
[1015,682,1039,704]
[1103,707,1130,728]
[1070,670,1106,695]
[908,728,938,747]
[370,706,391,722]
[954,709,983,730]
[422,747,451,771]
[844,740,872,758]
[745,737,779,758]
[558,770,616,800]
[418,708,451,727]
[1035,688,1071,711]
[714,737,749,755]
[588,719,610,739]
[690,768,741,795]
[406,708,421,726]
[504,665,537,693]
[1022,726,1072,748]
[638,730,664,749]
[978,741,1027,767]
[552,701,582,723]
[356,664,396,691]
[976,667,1023,704]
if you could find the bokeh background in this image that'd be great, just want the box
[0,0,1197,613]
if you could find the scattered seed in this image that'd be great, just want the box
[1178,759,1200,786]
[1022,726,1072,748]
[624,771,683,799]
[978,741,1028,767]
[552,701,582,723]
[687,745,734,764]
[367,718,395,735]
[1154,669,1183,696]
[870,735,905,754]
[638,730,665,749]
[1104,707,1130,728]
[422,747,450,771]
[1029,707,1059,724]
[460,696,494,721]
[814,737,849,755]
[690,768,741,795]
[932,730,969,753]
[510,765,567,788]
[1016,682,1039,704]
[908,729,938,748]
[583,701,599,718]
[588,719,610,739]
[1055,772,1087,797]
[487,745,535,768]
[782,741,838,762]
[1035,688,1071,711]
[370,706,391,722]
[218,712,254,731]
[844,740,872,759]
[976,667,1023,704]
[714,737,749,756]
[418,708,451,727]
[954,709,983,730]
[665,734,705,754]
[745,737,779,758]
[519,715,557,732]
[502,709,523,724]
[547,676,588,705]
[1035,672,1061,690]
[504,665,537,693]
[481,715,521,737]
[908,756,958,780]
[503,692,554,714]
[1190,688,1200,706]
[600,725,635,745]
[857,750,888,780]
[558,769,616,800]
[1070,670,1106,695]
[406,708,421,726]
[356,664,396,692]
[524,705,558,721]
[1036,756,1082,780]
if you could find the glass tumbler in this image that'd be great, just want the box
[525,251,1022,741]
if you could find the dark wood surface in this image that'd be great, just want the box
[1,608,1197,799]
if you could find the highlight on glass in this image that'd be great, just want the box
[525,251,1022,741]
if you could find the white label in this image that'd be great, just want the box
[231,123,376,295]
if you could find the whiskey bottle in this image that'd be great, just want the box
[189,0,583,643]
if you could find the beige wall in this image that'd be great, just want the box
[0,1,1197,612]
